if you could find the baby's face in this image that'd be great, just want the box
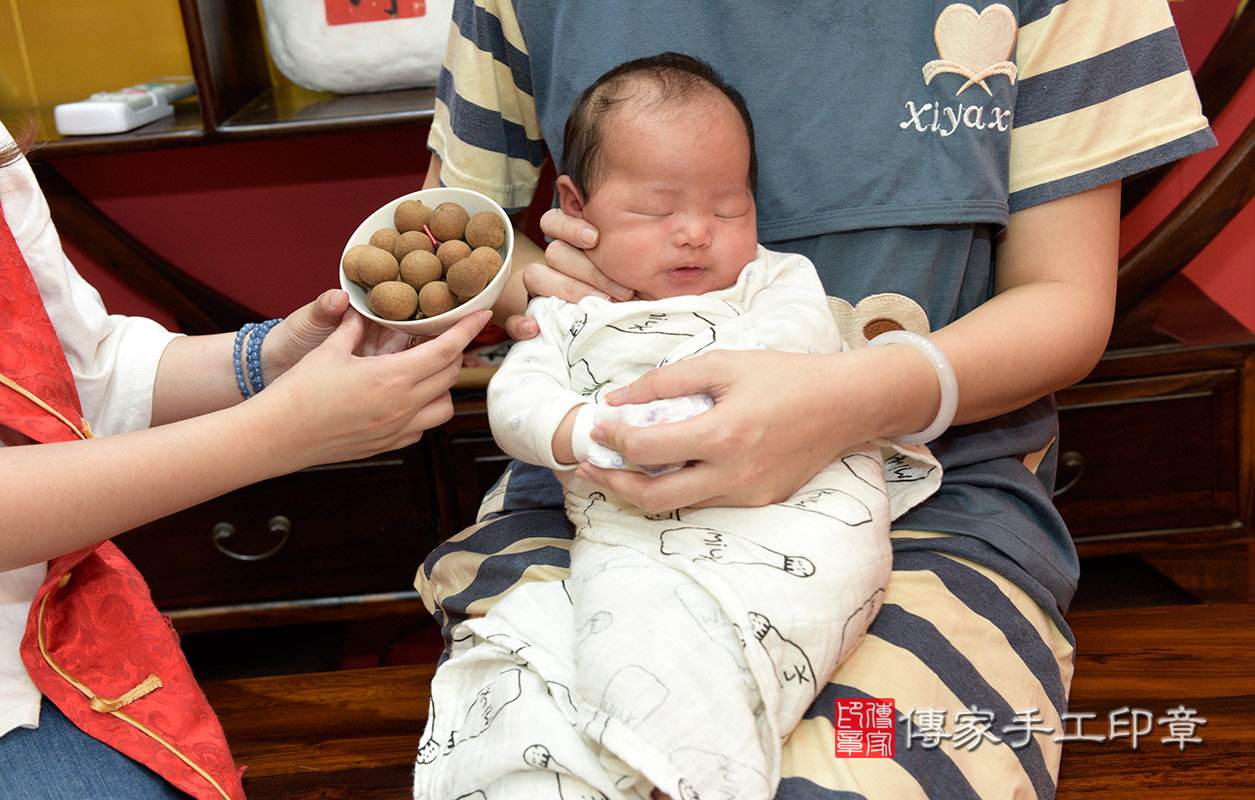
[574,96,758,301]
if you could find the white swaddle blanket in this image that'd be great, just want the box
[414,441,940,800]
[414,249,942,799]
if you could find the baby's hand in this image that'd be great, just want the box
[578,395,715,476]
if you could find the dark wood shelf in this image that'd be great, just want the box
[1,101,207,156]
[2,0,439,158]
[5,86,435,158]
[220,85,435,136]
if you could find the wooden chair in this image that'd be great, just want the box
[203,603,1254,800]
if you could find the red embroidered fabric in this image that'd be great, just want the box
[2,197,245,799]
[0,196,85,444]
[23,544,246,800]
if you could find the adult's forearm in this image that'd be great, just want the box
[931,277,1113,427]
[149,332,243,426]
[1,399,293,571]
[929,181,1119,428]
[494,232,545,324]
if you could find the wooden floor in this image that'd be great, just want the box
[205,663,435,799]
[202,603,1255,800]
[1058,604,1255,799]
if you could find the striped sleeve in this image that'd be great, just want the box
[1007,0,1216,211]
[427,0,548,213]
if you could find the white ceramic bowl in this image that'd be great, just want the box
[340,187,514,335]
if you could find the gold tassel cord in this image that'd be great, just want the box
[0,370,93,439]
[36,572,234,800]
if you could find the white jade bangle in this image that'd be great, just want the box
[570,403,597,463]
[866,330,958,445]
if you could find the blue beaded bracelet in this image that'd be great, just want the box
[233,323,257,400]
[246,318,284,397]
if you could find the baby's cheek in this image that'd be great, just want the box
[596,236,659,284]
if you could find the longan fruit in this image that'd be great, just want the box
[436,239,472,271]
[356,245,400,286]
[394,229,436,261]
[341,243,374,285]
[394,199,433,233]
[446,257,491,299]
[418,281,458,317]
[468,246,504,279]
[464,211,506,250]
[400,250,443,290]
[367,281,419,321]
[369,227,400,251]
[428,202,470,242]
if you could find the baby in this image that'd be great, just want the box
[414,53,940,800]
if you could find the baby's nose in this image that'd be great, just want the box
[674,213,714,246]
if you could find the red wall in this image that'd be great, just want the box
[48,128,431,331]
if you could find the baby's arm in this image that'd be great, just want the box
[487,299,589,469]
[552,406,581,465]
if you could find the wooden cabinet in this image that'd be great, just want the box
[114,445,445,634]
[1057,355,1250,541]
[11,1,1251,634]
[108,395,504,636]
[426,393,513,539]
[1055,280,1255,601]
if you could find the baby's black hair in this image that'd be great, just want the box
[561,52,758,200]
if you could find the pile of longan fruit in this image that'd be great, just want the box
[342,198,507,321]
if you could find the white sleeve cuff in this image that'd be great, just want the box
[570,403,597,463]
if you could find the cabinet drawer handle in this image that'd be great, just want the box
[211,516,291,561]
[1052,451,1085,498]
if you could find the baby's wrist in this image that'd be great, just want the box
[570,404,597,462]
[552,404,587,465]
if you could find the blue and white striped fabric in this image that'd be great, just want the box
[418,461,1075,799]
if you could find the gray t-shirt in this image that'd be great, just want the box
[431,0,1216,612]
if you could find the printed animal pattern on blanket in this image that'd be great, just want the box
[584,664,670,745]
[659,528,818,577]
[565,308,729,401]
[417,669,523,765]
[523,746,612,800]
[747,611,817,691]
[414,449,914,800]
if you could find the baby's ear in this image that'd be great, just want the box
[556,175,588,219]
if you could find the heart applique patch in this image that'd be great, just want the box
[828,294,931,349]
[923,3,1018,96]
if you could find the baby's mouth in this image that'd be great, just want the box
[669,265,705,277]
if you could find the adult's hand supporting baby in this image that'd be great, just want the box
[574,346,935,513]
[503,208,634,340]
